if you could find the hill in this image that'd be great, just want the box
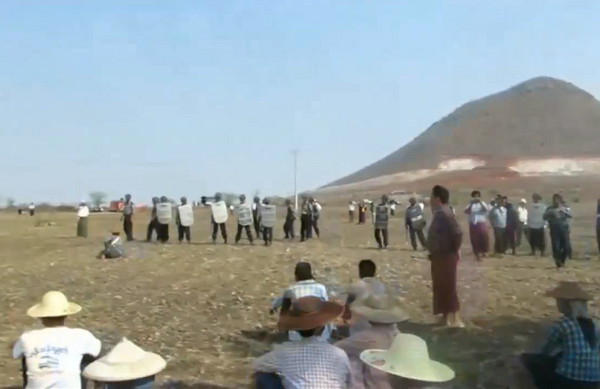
[324,77,600,192]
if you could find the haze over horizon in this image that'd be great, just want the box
[1,1,600,204]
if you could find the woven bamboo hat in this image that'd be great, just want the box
[350,295,409,324]
[545,282,592,301]
[27,291,82,318]
[360,333,455,382]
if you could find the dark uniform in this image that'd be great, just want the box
[405,202,427,250]
[311,198,321,238]
[122,194,134,241]
[283,200,296,239]
[252,197,261,237]
[374,196,390,249]
[146,197,159,242]
[300,197,313,242]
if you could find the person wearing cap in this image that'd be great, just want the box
[29,202,36,216]
[360,333,455,388]
[521,282,599,389]
[156,196,171,243]
[464,190,490,261]
[234,194,255,245]
[77,201,90,238]
[374,195,390,249]
[344,260,387,336]
[283,199,296,239]
[516,198,528,247]
[427,185,464,328]
[146,197,160,242]
[252,196,262,237]
[176,196,192,244]
[261,198,274,246]
[405,197,427,251]
[254,296,351,389]
[211,192,228,244]
[300,195,313,242]
[335,295,408,388]
[543,193,572,268]
[503,196,519,256]
[120,193,134,241]
[528,193,547,257]
[83,338,166,389]
[12,291,102,389]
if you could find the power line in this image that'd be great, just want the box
[291,149,299,211]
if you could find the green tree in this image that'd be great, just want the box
[89,191,108,208]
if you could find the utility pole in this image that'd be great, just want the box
[292,149,299,211]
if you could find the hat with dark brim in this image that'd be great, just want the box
[278,296,344,331]
[545,282,592,301]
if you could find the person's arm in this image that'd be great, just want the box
[481,201,490,212]
[11,337,23,359]
[82,331,102,357]
[540,322,561,355]
[560,206,572,219]
[404,211,410,229]
[543,207,552,221]
[464,202,472,215]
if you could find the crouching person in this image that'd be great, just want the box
[12,291,102,389]
[83,338,167,388]
[521,282,600,389]
[97,232,125,259]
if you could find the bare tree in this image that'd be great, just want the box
[89,191,108,208]
[6,197,16,208]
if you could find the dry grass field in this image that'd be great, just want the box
[1,201,600,388]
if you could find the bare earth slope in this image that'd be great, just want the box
[326,77,600,188]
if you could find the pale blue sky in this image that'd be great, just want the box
[1,1,599,204]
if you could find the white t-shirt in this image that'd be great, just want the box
[13,327,102,389]
[348,204,356,212]
[77,206,89,218]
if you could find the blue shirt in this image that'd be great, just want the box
[541,316,600,382]
[489,206,507,228]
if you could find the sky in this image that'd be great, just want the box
[1,1,599,204]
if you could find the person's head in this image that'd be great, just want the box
[409,197,416,206]
[160,196,168,203]
[309,197,315,203]
[519,199,526,207]
[125,194,131,202]
[552,193,563,206]
[471,190,481,199]
[294,262,313,281]
[597,198,600,206]
[556,298,589,318]
[263,197,271,205]
[239,194,246,203]
[214,192,222,202]
[532,193,541,203]
[381,194,389,204]
[430,185,449,208]
[152,197,159,205]
[285,199,291,206]
[180,197,187,205]
[253,196,260,203]
[358,259,377,279]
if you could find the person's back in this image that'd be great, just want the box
[14,327,101,389]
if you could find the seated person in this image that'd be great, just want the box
[253,296,351,389]
[521,282,600,389]
[97,232,125,259]
[335,295,408,388]
[269,262,333,341]
[83,337,167,388]
[343,259,387,335]
[360,333,455,388]
[12,291,102,389]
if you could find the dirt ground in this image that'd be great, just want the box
[1,201,600,388]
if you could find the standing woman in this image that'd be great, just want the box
[427,185,464,328]
[544,194,572,268]
[464,190,490,261]
[76,201,90,238]
[522,282,599,389]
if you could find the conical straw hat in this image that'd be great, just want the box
[83,338,166,382]
[545,282,592,301]
[27,291,82,318]
[360,333,455,382]
[350,295,409,324]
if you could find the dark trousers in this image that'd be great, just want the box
[349,210,354,223]
[596,221,600,254]
[409,227,427,250]
[123,214,134,241]
[158,223,169,243]
[374,228,389,248]
[146,219,158,241]
[283,219,295,239]
[254,373,284,389]
[300,215,312,241]
[493,227,505,254]
[516,221,525,246]
[529,227,546,255]
[253,211,261,236]
[550,224,569,267]
[312,217,320,238]
[521,353,599,389]
[235,224,253,243]
[504,226,516,254]
[212,222,227,243]
[29,210,35,216]
[263,227,273,245]
[178,225,191,242]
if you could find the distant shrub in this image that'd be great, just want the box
[572,197,580,204]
